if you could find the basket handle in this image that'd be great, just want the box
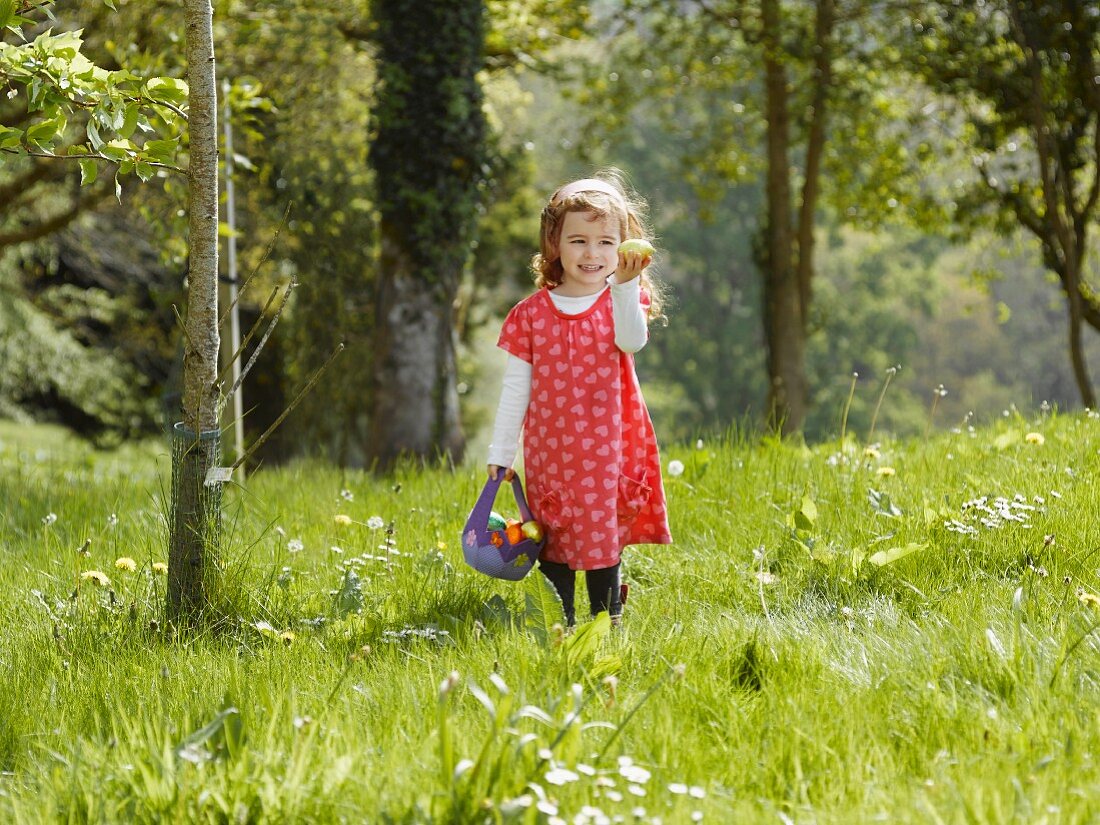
[465,473,535,533]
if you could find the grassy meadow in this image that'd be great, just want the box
[1,411,1099,823]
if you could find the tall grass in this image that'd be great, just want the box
[1,412,1099,823]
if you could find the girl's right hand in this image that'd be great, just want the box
[488,465,515,481]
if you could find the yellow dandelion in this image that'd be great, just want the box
[1078,591,1100,609]
[80,570,110,587]
[436,540,448,551]
[334,514,353,526]
[863,446,881,459]
[1025,432,1045,445]
[876,466,896,477]
[114,556,137,572]
[280,630,296,645]
[152,562,168,574]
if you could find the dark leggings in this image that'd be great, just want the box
[538,560,621,626]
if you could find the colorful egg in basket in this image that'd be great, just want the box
[462,474,545,581]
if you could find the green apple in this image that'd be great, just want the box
[520,520,544,542]
[618,238,654,257]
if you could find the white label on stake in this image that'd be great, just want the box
[205,466,234,486]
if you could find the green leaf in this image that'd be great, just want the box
[868,542,926,567]
[523,570,562,644]
[334,568,364,616]
[135,161,154,182]
[563,612,611,670]
[143,138,178,164]
[794,494,817,531]
[0,0,16,30]
[78,158,98,186]
[118,102,139,139]
[175,706,242,764]
[868,488,903,518]
[86,120,104,151]
[24,115,64,148]
[0,125,22,150]
[145,76,188,105]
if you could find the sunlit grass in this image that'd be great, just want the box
[1,411,1099,822]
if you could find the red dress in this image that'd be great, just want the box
[497,287,673,570]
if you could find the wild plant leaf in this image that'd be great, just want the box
[868,542,926,567]
[334,567,364,616]
[563,612,611,670]
[868,488,902,518]
[796,495,818,530]
[175,706,241,763]
[523,571,562,644]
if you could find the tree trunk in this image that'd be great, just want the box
[761,0,807,434]
[365,0,485,470]
[1009,1,1097,408]
[794,0,835,331]
[368,232,464,468]
[168,0,221,624]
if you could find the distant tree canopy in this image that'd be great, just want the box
[3,0,1098,454]
[908,0,1100,408]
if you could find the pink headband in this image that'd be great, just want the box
[550,178,625,206]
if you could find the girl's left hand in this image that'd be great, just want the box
[614,248,651,284]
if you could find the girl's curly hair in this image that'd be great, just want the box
[531,169,666,322]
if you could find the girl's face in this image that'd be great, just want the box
[555,210,621,296]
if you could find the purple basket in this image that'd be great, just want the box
[461,474,545,581]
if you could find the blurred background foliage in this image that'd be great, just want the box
[1,0,1098,459]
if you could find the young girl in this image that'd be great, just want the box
[487,171,673,625]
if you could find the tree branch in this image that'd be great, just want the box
[0,146,184,174]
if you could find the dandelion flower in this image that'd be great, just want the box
[367,516,385,530]
[863,446,881,459]
[114,557,137,572]
[668,459,685,477]
[334,514,353,526]
[876,466,896,477]
[279,630,296,645]
[1025,432,1045,445]
[152,562,168,574]
[80,570,110,586]
[436,540,447,551]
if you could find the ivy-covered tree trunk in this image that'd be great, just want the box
[168,0,221,623]
[366,0,486,470]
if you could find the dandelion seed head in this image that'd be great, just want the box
[667,459,685,477]
[367,516,385,530]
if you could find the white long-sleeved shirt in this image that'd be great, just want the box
[486,275,649,468]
